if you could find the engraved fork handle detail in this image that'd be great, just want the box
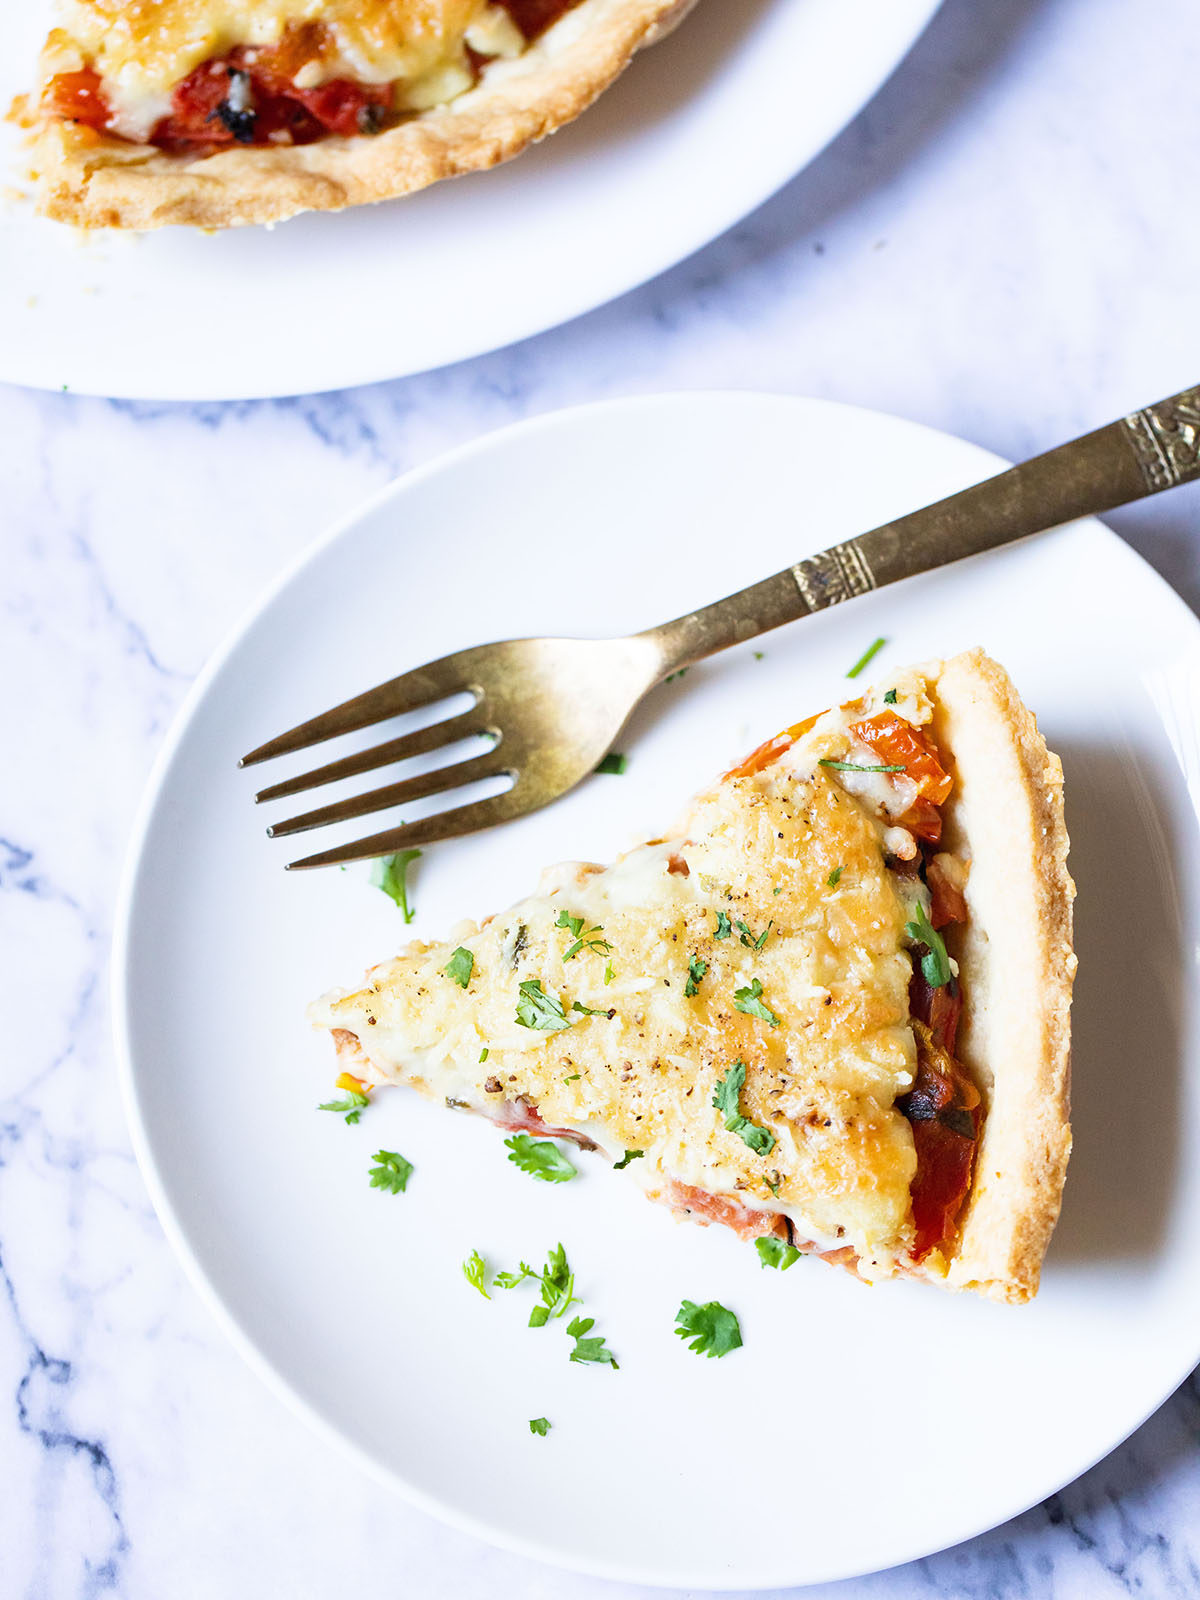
[645,384,1200,672]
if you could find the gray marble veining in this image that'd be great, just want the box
[4,0,1200,1594]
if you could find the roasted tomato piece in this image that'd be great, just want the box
[44,67,111,132]
[726,732,794,781]
[850,713,953,803]
[900,1021,980,1259]
[501,0,580,38]
[908,1116,977,1260]
[926,852,968,927]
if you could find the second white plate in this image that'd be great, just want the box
[115,393,1200,1587]
[0,0,941,398]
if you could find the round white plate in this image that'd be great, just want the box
[115,393,1200,1588]
[0,0,942,400]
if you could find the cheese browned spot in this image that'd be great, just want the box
[308,677,962,1277]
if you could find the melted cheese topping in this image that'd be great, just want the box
[310,692,947,1274]
[46,0,489,136]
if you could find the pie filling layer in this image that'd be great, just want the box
[310,668,983,1282]
[38,0,581,150]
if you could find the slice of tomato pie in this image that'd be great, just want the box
[19,0,696,228]
[310,649,1076,1303]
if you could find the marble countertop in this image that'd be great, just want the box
[6,0,1200,1595]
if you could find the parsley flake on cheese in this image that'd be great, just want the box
[515,979,573,1032]
[712,1060,776,1156]
[444,946,474,988]
[733,978,781,1029]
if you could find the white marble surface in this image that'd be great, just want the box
[5,0,1200,1595]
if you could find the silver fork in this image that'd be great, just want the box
[242,384,1200,868]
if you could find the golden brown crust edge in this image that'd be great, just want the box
[30,0,698,229]
[930,649,1075,1304]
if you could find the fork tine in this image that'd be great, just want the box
[239,658,478,768]
[285,787,532,869]
[254,709,491,803]
[267,750,509,838]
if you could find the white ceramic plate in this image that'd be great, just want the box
[0,0,942,400]
[114,393,1200,1588]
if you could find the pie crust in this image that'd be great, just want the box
[932,649,1075,1302]
[28,0,698,229]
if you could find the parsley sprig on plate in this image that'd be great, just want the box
[368,1149,413,1194]
[504,1134,578,1184]
[675,1299,742,1358]
[567,1316,618,1367]
[371,849,422,922]
[755,1236,801,1271]
[317,1087,369,1125]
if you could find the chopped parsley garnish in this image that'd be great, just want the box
[504,1134,578,1184]
[753,650,765,661]
[564,1072,581,1083]
[712,1060,776,1156]
[571,1000,614,1019]
[735,918,772,951]
[818,758,905,773]
[567,1315,618,1368]
[827,866,844,889]
[493,1244,580,1329]
[515,979,573,1032]
[445,946,474,988]
[674,1299,742,1358]
[714,910,733,940]
[883,688,898,705]
[906,900,953,988]
[755,1236,801,1271]
[846,636,886,679]
[734,978,781,1029]
[370,848,422,923]
[595,753,628,775]
[317,1088,369,1125]
[368,1149,413,1195]
[463,1249,490,1298]
[665,667,689,683]
[494,1262,538,1291]
[684,955,708,997]
[555,910,612,962]
[528,1243,580,1325]
[479,1048,489,1063]
[613,1149,644,1170]
[529,1417,551,1436]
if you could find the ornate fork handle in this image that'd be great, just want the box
[647,384,1200,670]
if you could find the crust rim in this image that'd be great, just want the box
[930,648,1076,1304]
[29,0,698,229]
